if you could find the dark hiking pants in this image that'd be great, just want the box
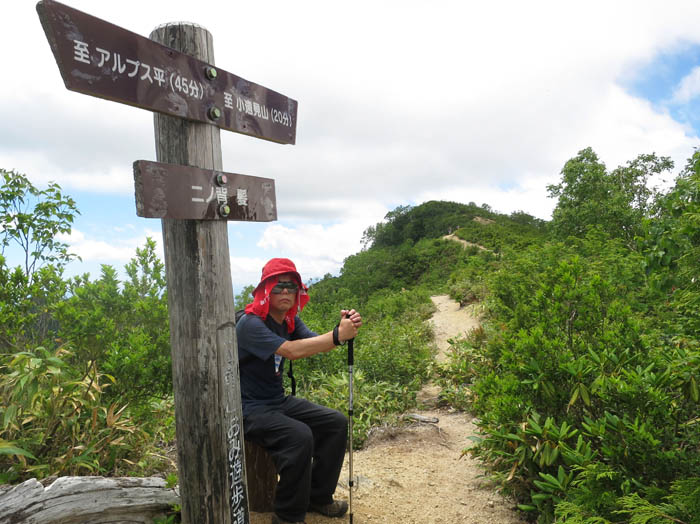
[244,396,348,522]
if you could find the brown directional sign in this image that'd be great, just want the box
[37,0,297,145]
[134,160,277,221]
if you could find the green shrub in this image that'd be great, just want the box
[295,282,436,447]
[54,239,170,401]
[434,327,487,409]
[441,223,700,522]
[0,346,147,483]
[302,369,416,448]
[0,262,68,351]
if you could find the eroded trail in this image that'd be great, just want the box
[251,295,525,524]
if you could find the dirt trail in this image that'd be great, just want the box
[429,294,481,363]
[441,234,491,253]
[251,295,525,524]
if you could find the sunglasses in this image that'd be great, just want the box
[271,281,299,294]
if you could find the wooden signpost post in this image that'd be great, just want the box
[37,1,298,522]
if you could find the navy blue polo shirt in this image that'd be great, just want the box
[236,313,316,416]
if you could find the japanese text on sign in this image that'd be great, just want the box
[74,40,201,100]
[73,40,294,128]
[226,408,246,523]
[224,344,246,523]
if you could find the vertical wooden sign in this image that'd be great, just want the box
[38,3,300,521]
[150,23,249,524]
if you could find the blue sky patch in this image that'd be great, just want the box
[623,43,700,133]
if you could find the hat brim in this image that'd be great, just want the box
[254,270,304,294]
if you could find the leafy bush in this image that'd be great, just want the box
[338,237,467,301]
[433,325,487,409]
[447,250,496,306]
[54,239,171,401]
[0,262,68,350]
[437,150,700,523]
[0,346,147,483]
[454,218,545,252]
[457,231,700,520]
[296,279,437,446]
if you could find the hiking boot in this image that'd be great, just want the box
[309,499,349,518]
[270,515,305,524]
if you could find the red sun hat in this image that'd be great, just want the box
[254,258,304,294]
[245,258,309,332]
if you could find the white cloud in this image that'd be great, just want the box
[581,85,696,172]
[671,66,700,104]
[230,256,269,291]
[57,227,162,264]
[4,0,700,281]
[256,214,384,279]
[56,230,85,244]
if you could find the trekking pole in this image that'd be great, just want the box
[346,313,355,524]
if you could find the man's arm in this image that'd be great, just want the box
[276,309,361,361]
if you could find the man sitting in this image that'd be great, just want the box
[236,258,362,524]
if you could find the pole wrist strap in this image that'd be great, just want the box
[333,324,345,346]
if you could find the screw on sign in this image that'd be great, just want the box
[36,1,297,523]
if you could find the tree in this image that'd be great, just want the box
[643,149,700,334]
[547,148,612,240]
[0,169,80,281]
[0,171,78,350]
[54,239,171,400]
[609,152,673,238]
[362,204,413,248]
[234,284,255,311]
[123,238,166,299]
[547,148,673,246]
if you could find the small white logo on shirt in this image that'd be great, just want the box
[274,354,282,375]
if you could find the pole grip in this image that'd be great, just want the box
[346,312,354,365]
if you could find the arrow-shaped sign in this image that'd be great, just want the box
[37,0,297,144]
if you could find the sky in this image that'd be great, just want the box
[2,0,700,292]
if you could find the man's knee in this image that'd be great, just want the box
[286,422,314,457]
[327,409,348,436]
[291,419,314,441]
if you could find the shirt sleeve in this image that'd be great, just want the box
[291,316,317,340]
[237,314,286,361]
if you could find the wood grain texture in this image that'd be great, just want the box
[243,441,276,512]
[0,476,179,523]
[150,22,249,524]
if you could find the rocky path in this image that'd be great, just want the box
[251,295,525,524]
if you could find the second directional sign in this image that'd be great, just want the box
[134,160,277,221]
[37,0,297,145]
